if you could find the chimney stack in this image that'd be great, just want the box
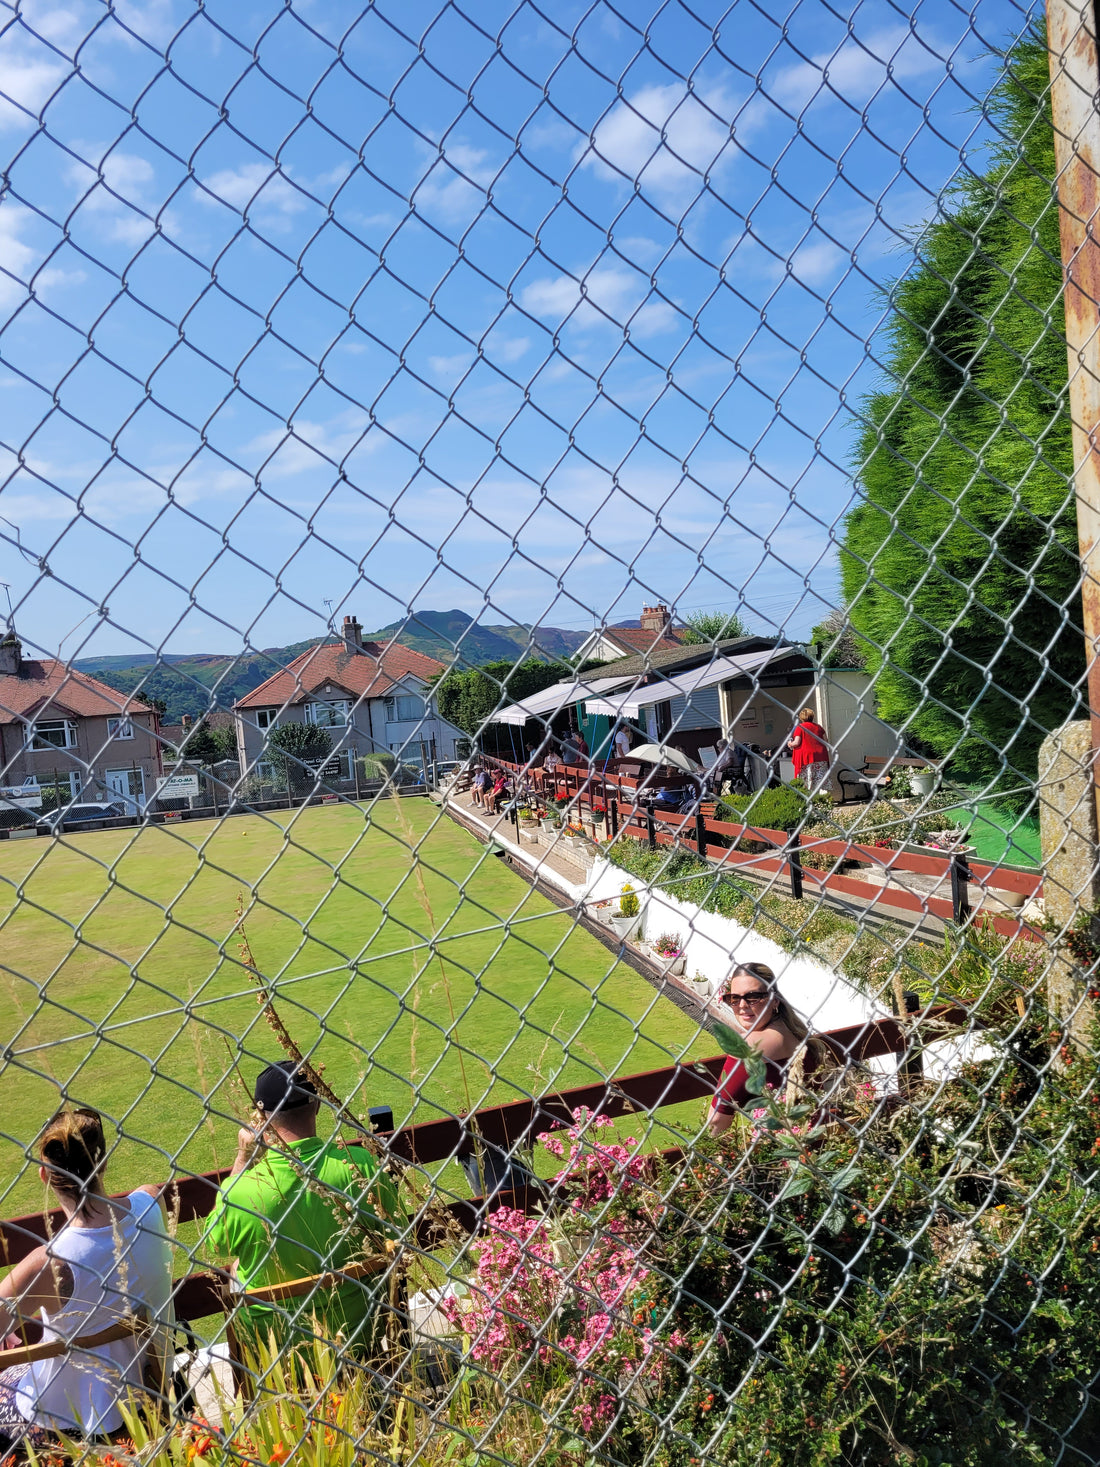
[640,604,671,636]
[0,629,22,677]
[342,615,364,654]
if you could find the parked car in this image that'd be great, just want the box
[35,801,129,835]
[426,760,463,789]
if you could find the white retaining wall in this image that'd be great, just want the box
[449,805,930,1085]
[585,856,891,1036]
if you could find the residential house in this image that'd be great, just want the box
[572,604,686,664]
[0,630,163,810]
[234,616,466,782]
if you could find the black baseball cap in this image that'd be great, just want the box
[254,1060,318,1114]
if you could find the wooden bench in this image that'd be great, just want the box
[837,755,928,803]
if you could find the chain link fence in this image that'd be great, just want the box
[0,0,1096,1462]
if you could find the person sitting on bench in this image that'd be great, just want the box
[0,1107,172,1453]
[205,1063,402,1356]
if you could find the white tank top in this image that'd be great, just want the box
[16,1190,173,1435]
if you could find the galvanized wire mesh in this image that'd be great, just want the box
[0,0,1096,1463]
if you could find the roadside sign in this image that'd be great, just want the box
[0,786,42,810]
[156,772,201,798]
[305,757,342,778]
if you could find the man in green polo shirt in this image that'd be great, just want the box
[205,1061,401,1355]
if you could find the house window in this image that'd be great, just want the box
[307,700,349,728]
[107,718,134,740]
[46,772,82,801]
[255,708,276,730]
[256,761,276,783]
[384,695,423,722]
[28,719,77,750]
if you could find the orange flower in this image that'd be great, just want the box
[269,1445,289,1464]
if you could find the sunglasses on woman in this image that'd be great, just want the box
[724,991,770,1007]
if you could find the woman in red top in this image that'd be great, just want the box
[788,706,829,790]
[707,962,815,1136]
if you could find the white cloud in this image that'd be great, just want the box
[67,150,157,242]
[0,207,81,305]
[198,161,306,219]
[0,44,66,131]
[16,3,90,45]
[0,206,38,304]
[771,26,947,113]
[427,352,473,378]
[413,142,496,223]
[578,83,738,206]
[37,265,86,291]
[519,265,677,338]
[776,239,848,288]
[106,0,178,47]
[246,410,374,480]
[494,337,529,364]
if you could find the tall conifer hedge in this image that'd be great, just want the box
[840,30,1083,790]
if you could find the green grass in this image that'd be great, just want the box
[962,799,1041,867]
[0,799,711,1220]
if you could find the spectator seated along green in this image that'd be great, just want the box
[204,1062,402,1355]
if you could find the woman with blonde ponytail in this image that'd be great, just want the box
[0,1108,172,1450]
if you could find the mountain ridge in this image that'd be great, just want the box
[72,611,587,722]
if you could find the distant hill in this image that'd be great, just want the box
[364,610,585,665]
[73,611,585,722]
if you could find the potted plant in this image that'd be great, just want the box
[541,795,571,831]
[910,767,936,798]
[921,827,975,856]
[650,931,686,975]
[608,883,642,939]
[689,970,711,1001]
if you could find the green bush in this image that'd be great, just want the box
[716,781,829,833]
[266,722,334,793]
[607,838,751,920]
[618,883,639,918]
[357,752,397,783]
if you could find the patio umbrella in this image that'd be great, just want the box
[629,743,701,775]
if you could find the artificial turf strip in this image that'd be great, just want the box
[0,799,711,1218]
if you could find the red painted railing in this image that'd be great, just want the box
[481,755,1044,943]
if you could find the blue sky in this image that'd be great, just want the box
[0,0,1034,663]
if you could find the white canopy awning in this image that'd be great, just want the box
[488,674,635,725]
[583,648,790,718]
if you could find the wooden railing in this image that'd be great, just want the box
[480,754,1044,943]
[0,1003,975,1325]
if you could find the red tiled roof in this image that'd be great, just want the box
[0,660,153,723]
[235,641,445,710]
[599,627,684,655]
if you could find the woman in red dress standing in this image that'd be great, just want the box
[788,706,830,793]
[707,963,819,1136]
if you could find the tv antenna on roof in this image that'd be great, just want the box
[323,598,335,626]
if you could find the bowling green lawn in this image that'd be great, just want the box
[0,798,713,1221]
